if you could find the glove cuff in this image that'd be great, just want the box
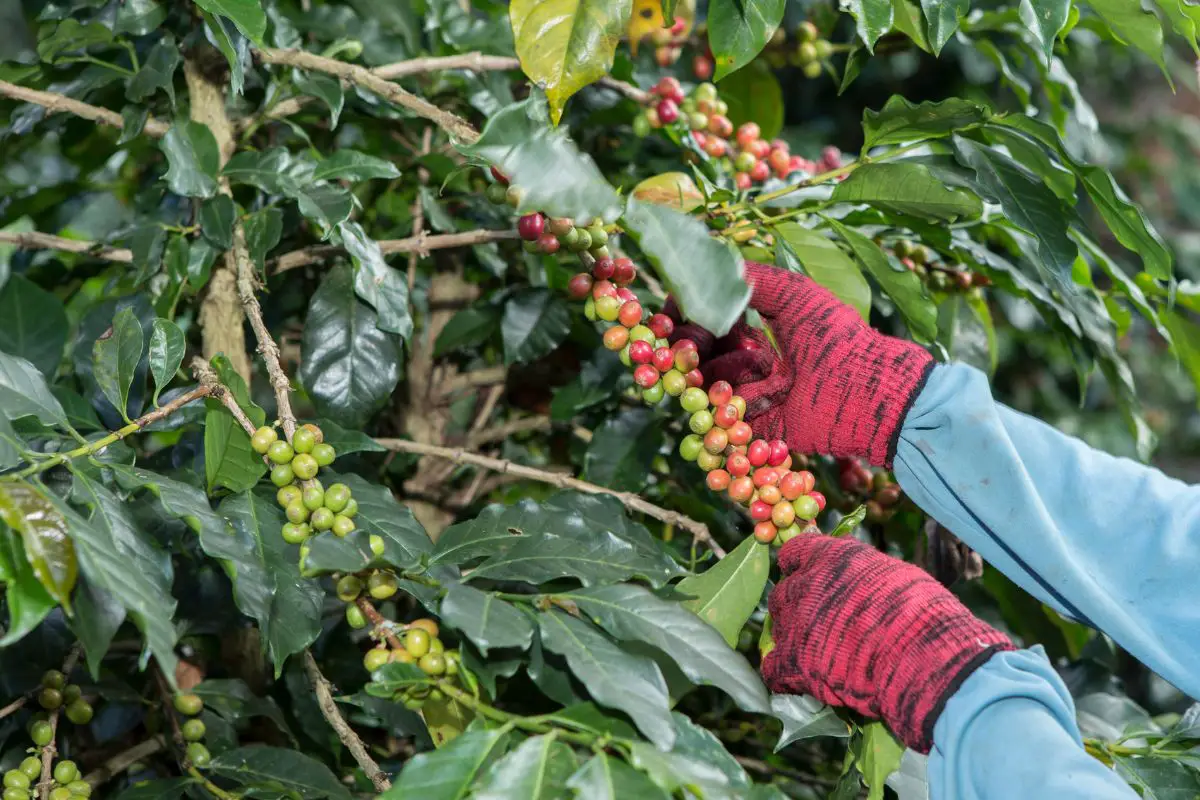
[839,331,935,468]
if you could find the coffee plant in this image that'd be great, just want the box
[1,0,1199,797]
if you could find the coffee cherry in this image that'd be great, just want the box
[793,495,820,520]
[727,421,752,446]
[532,232,558,254]
[332,515,355,537]
[405,618,438,638]
[336,575,363,602]
[747,440,770,467]
[175,693,204,716]
[752,468,779,488]
[612,258,636,286]
[754,521,778,543]
[280,522,308,544]
[3,772,29,791]
[412,652,444,676]
[345,603,367,630]
[67,784,91,799]
[662,370,687,396]
[18,758,40,781]
[750,500,773,522]
[679,435,704,461]
[311,443,336,467]
[674,348,700,373]
[726,453,751,477]
[760,485,782,505]
[567,274,594,301]
[703,428,728,454]
[709,404,738,429]
[657,98,680,125]
[603,326,629,351]
[290,429,316,457]
[802,60,822,79]
[723,475,753,504]
[251,426,277,454]
[39,687,62,710]
[809,491,827,511]
[403,629,432,658]
[618,301,643,328]
[292,454,319,480]
[689,410,714,435]
[485,183,507,204]
[736,122,761,149]
[55,760,80,785]
[779,471,807,500]
[311,507,335,531]
[695,450,723,471]
[269,467,294,492]
[706,469,731,491]
[628,341,654,365]
[672,337,697,353]
[647,347,673,373]
[517,213,545,241]
[767,440,789,467]
[729,396,746,419]
[281,502,306,525]
[42,669,66,690]
[267,440,294,464]
[707,381,733,406]
[734,172,752,190]
[368,571,398,600]
[188,744,213,769]
[505,185,524,208]
[29,720,52,746]
[629,324,654,344]
[277,485,302,508]
[734,151,757,172]
[363,649,391,672]
[341,498,358,518]
[633,365,660,389]
[322,483,350,514]
[595,295,621,322]
[647,313,674,339]
[685,369,704,388]
[643,383,665,404]
[679,387,706,413]
[64,700,92,725]
[49,788,73,800]
[748,161,769,182]
[588,226,609,248]
[772,500,797,528]
[178,719,205,743]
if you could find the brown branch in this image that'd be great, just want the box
[0,79,169,137]
[271,229,518,274]
[436,365,508,398]
[0,231,133,263]
[355,598,404,650]
[0,695,27,720]
[466,416,552,447]
[192,358,257,436]
[83,736,168,789]
[409,127,433,293]
[254,48,480,143]
[303,651,390,792]
[373,438,726,557]
[37,647,81,800]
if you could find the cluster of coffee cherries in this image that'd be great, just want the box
[3,758,86,800]
[761,21,835,79]
[5,672,95,800]
[888,239,991,293]
[251,424,358,546]
[488,171,614,263]
[837,458,904,523]
[359,618,462,710]
[563,256,824,545]
[642,15,690,67]
[171,693,210,768]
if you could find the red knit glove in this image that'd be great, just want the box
[761,535,1014,753]
[668,262,934,467]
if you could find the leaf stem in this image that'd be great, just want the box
[1,385,212,481]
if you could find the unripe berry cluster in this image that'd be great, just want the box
[761,21,835,79]
[172,692,211,768]
[3,758,86,800]
[360,618,462,710]
[886,239,991,293]
[6,672,96,800]
[253,423,359,550]
[837,458,905,523]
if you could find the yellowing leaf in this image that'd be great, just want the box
[632,172,704,211]
[511,0,636,125]
[0,482,77,611]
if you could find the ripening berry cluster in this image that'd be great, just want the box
[837,458,904,524]
[5,672,95,800]
[887,239,991,293]
[252,423,359,547]
[644,16,690,67]
[172,692,211,768]
[634,78,844,191]
[561,251,826,546]
[487,170,614,262]
[359,618,462,710]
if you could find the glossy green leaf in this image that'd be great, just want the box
[0,523,54,646]
[299,265,404,429]
[209,746,350,799]
[716,60,784,141]
[628,741,732,794]
[243,207,282,276]
[203,12,249,95]
[845,0,895,51]
[0,483,72,616]
[631,172,706,212]
[461,95,623,222]
[676,535,769,648]
[1018,0,1071,61]
[92,307,144,423]
[622,198,749,337]
[382,726,511,800]
[306,418,387,456]
[0,274,68,377]
[434,306,501,356]
[339,221,412,339]
[160,122,220,198]
[0,352,67,428]
[473,733,577,800]
[116,1,169,35]
[222,149,353,231]
[567,753,668,800]
[217,491,323,672]
[200,195,235,249]
[1155,0,1200,55]
[1114,756,1200,800]
[708,0,786,80]
[891,0,932,52]
[440,584,534,655]
[312,150,401,182]
[67,474,178,678]
[192,0,267,44]
[862,96,991,150]
[538,609,675,747]
[148,319,185,406]
[127,37,180,104]
[509,0,634,124]
[187,240,218,290]
[857,722,905,800]
[193,679,294,738]
[294,71,342,126]
[1090,0,1169,73]
[774,222,870,320]
[501,288,571,365]
[772,694,850,749]
[832,162,982,221]
[130,224,167,285]
[36,19,113,62]
[583,408,663,492]
[565,583,770,713]
[827,219,938,342]
[203,354,267,494]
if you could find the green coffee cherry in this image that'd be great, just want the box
[311,508,334,531]
[50,788,73,800]
[270,464,295,487]
[332,515,355,537]
[345,604,367,629]
[182,719,206,742]
[62,684,81,704]
[285,503,309,524]
[267,440,294,464]
[64,699,93,725]
[41,670,66,690]
[251,426,277,454]
[174,693,204,716]
[52,761,78,784]
[404,630,431,658]
[292,454,319,480]
[368,571,398,600]
[4,787,28,800]
[291,427,316,454]
[363,649,390,672]
[341,498,358,518]
[3,771,30,790]
[324,484,350,513]
[66,782,91,798]
[418,653,446,676]
[281,523,310,545]
[680,387,708,413]
[312,443,336,466]
[335,575,363,602]
[30,720,53,746]
[277,485,302,508]
[369,535,385,556]
[302,486,325,511]
[186,743,211,768]
[38,687,62,710]
[18,758,40,780]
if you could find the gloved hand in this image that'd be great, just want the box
[668,262,934,467]
[761,534,1014,752]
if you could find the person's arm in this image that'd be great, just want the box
[894,362,1200,700]
[928,647,1136,800]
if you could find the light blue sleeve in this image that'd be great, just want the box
[928,647,1135,799]
[893,362,1200,701]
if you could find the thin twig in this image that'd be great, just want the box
[0,231,133,263]
[467,416,553,447]
[0,80,169,137]
[0,695,27,720]
[271,229,518,273]
[302,651,391,792]
[83,736,167,789]
[374,438,725,557]
[355,598,404,650]
[37,647,81,800]
[436,365,508,398]
[409,127,433,293]
[254,48,480,143]
[191,359,258,436]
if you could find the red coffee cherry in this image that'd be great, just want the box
[657,98,680,124]
[518,213,545,241]
[703,428,728,454]
[674,348,700,373]
[754,521,778,544]
[706,469,731,491]
[747,440,770,467]
[592,280,617,299]
[537,233,560,254]
[809,491,827,511]
[612,258,637,285]
[648,313,674,339]
[567,273,593,300]
[752,467,779,488]
[672,338,697,353]
[736,122,761,148]
[633,364,660,389]
[616,287,638,303]
[767,440,790,467]
[618,301,644,328]
[708,381,733,406]
[603,326,629,351]
[726,452,751,477]
[759,484,782,505]
[727,421,752,446]
[592,258,616,280]
[728,476,754,503]
[712,404,738,429]
[629,340,654,364]
[685,369,704,387]
[652,347,675,372]
[749,500,773,522]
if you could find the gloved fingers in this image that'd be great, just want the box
[670,322,717,358]
[701,348,775,388]
[776,529,868,576]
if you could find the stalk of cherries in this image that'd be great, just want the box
[4,671,95,800]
